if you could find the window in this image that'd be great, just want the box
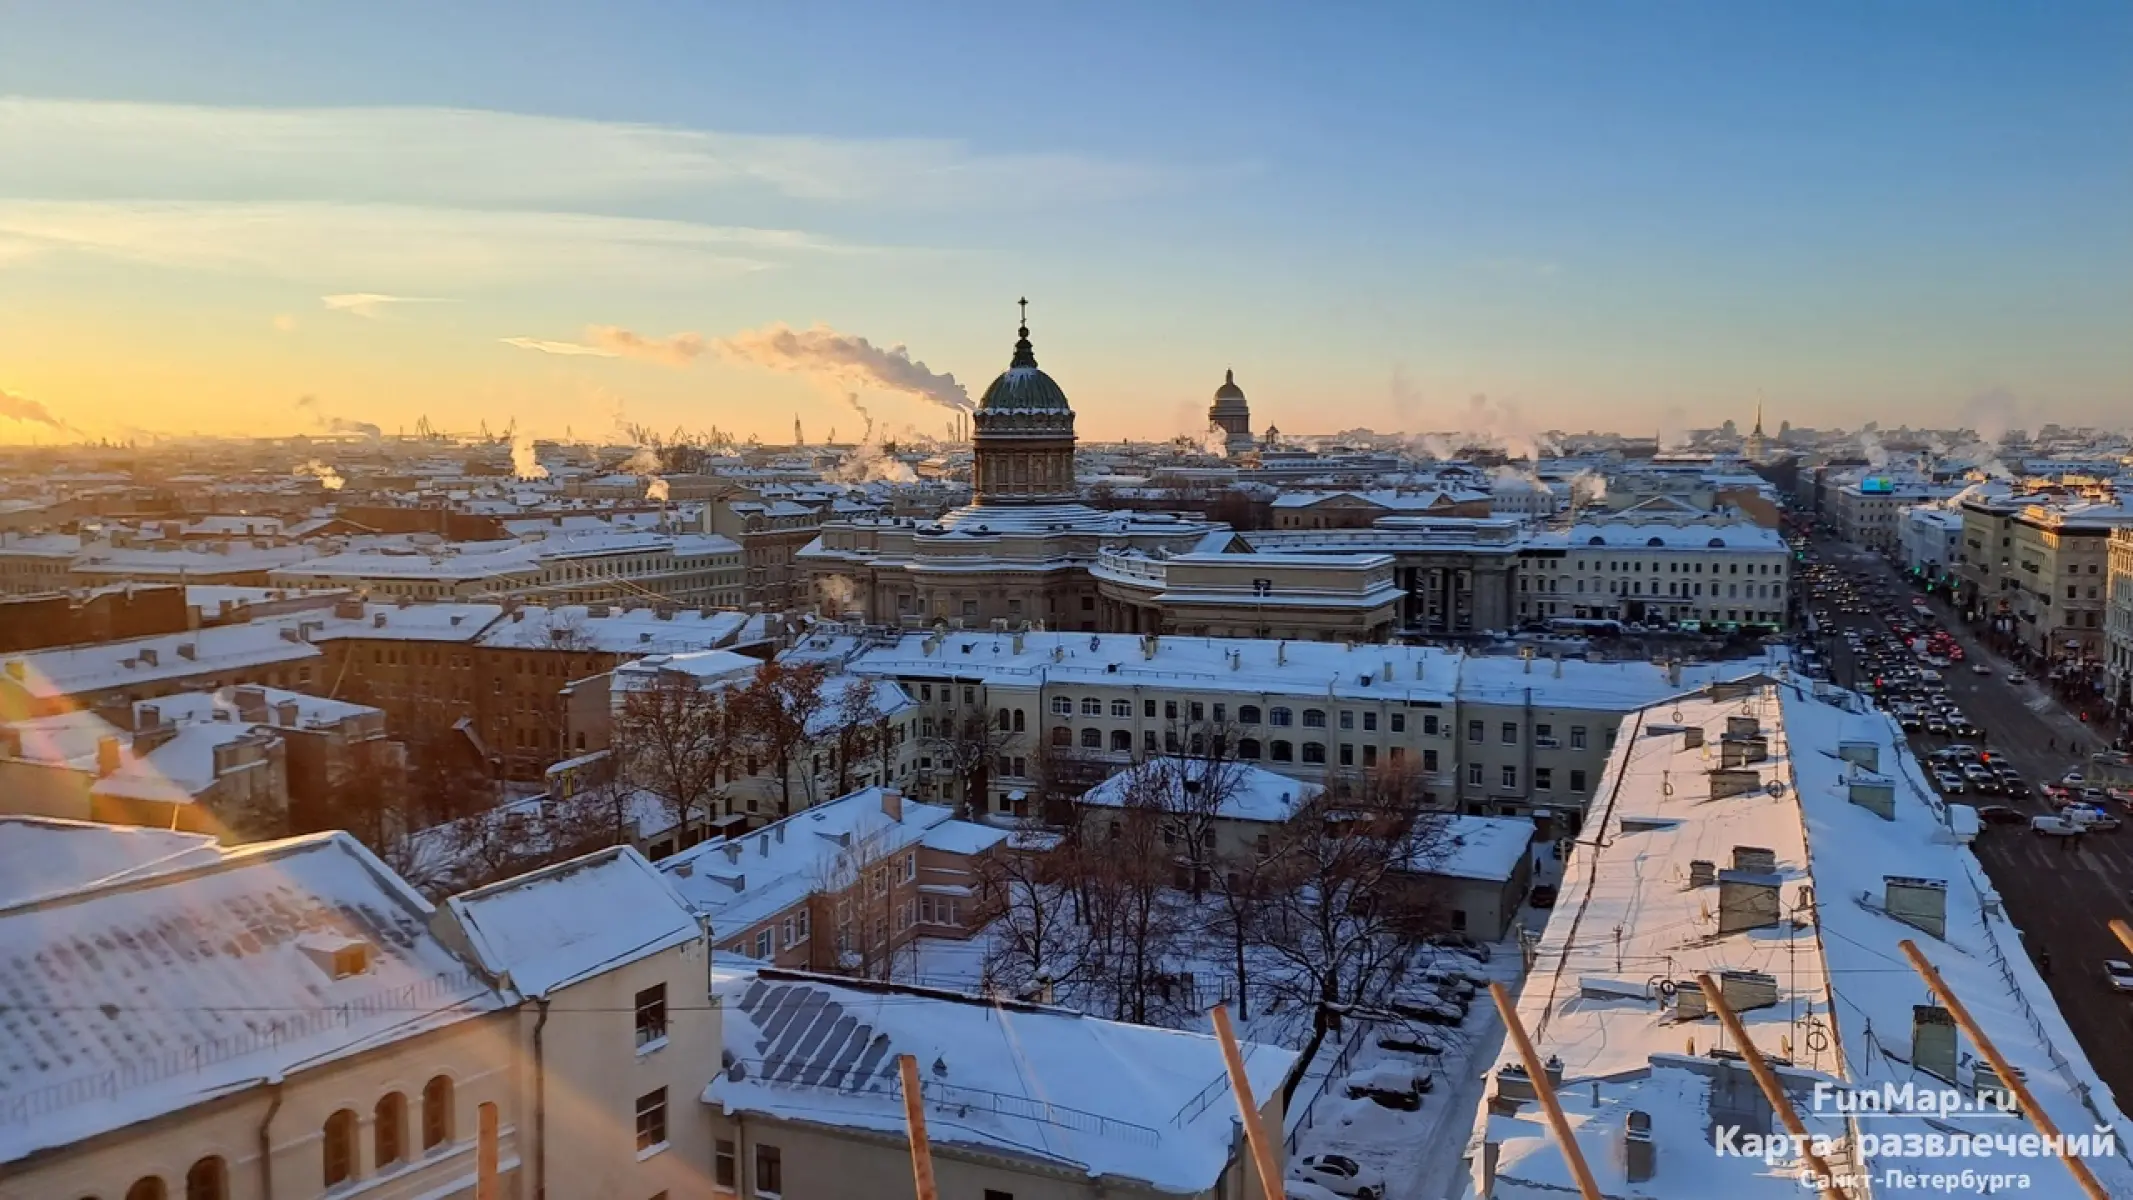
[1111,698,1130,717]
[1339,743,1354,766]
[1111,729,1131,751]
[754,929,772,958]
[1570,726,1588,750]
[1269,707,1294,726]
[1302,742,1327,764]
[1363,711,1378,732]
[1536,767,1554,790]
[423,1076,454,1149]
[756,1144,784,1195]
[1239,705,1262,725]
[985,1191,1016,1200]
[716,1139,737,1188]
[1013,709,1025,732]
[1080,727,1102,748]
[374,1091,406,1167]
[1468,763,1484,786]
[1392,712,1406,733]
[1190,701,1205,721]
[1271,740,1294,762]
[1501,722,1518,745]
[1238,738,1262,759]
[1363,744,1378,767]
[1467,719,1483,743]
[128,1181,167,1200]
[1303,708,1326,728]
[185,1158,227,1200]
[798,907,810,940]
[1535,722,1552,741]
[1423,748,1438,771]
[324,1108,358,1186]
[1081,697,1102,716]
[1571,769,1589,792]
[1501,765,1518,789]
[635,983,668,1047]
[1213,703,1227,723]
[1339,710,1355,730]
[1051,726,1071,747]
[1050,696,1071,715]
[1144,698,1157,718]
[636,1087,669,1152]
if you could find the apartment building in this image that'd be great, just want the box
[1269,488,1492,529]
[0,532,81,594]
[270,529,743,607]
[1956,481,2030,624]
[2110,529,2133,722]
[831,629,1772,838]
[1830,476,1945,552]
[1516,517,1791,629]
[1899,504,1964,574]
[0,707,290,838]
[2003,499,2133,657]
[706,490,827,612]
[0,620,329,722]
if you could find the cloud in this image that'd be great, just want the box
[501,325,705,367]
[715,322,971,413]
[322,292,448,318]
[0,97,1190,212]
[0,200,832,288]
[0,387,72,431]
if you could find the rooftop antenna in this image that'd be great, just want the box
[1697,975,1849,1200]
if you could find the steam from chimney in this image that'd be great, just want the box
[715,323,972,414]
[818,574,859,615]
[646,477,672,502]
[587,325,705,366]
[295,459,347,490]
[618,445,663,476]
[511,430,549,480]
[842,392,876,444]
[295,395,382,440]
[1656,405,1692,452]
[0,387,74,433]
[1858,429,1890,468]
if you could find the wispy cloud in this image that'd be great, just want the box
[322,292,449,318]
[0,200,814,286]
[0,96,1187,211]
[501,325,706,366]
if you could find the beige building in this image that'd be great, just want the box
[1093,548,1403,641]
[1831,476,1944,553]
[271,530,743,607]
[2002,500,2133,657]
[706,490,827,613]
[2109,529,2133,719]
[1515,515,1792,630]
[0,706,291,838]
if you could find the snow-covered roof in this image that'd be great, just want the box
[1554,519,1787,550]
[707,964,1297,1192]
[90,722,273,803]
[475,605,748,654]
[0,816,221,906]
[1079,756,1322,824]
[658,788,965,932]
[0,830,509,1163]
[0,622,325,700]
[1414,814,1534,882]
[135,684,379,731]
[1269,488,1484,510]
[1479,680,2133,1197]
[611,648,763,692]
[312,602,504,642]
[843,630,1773,712]
[446,846,702,997]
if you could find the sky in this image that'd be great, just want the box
[0,1,2128,447]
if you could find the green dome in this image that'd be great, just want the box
[977,318,1072,413]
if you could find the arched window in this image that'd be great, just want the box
[1110,729,1131,751]
[126,1180,166,1200]
[1238,705,1262,725]
[375,1092,407,1167]
[1647,537,1664,547]
[996,708,1010,730]
[1302,709,1326,728]
[324,1108,358,1186]
[185,1157,227,1200]
[1051,726,1071,747]
[1270,740,1294,762]
[1237,738,1262,760]
[422,1076,454,1150]
[1012,709,1026,732]
[1301,742,1327,764]
[1080,727,1102,749]
[1268,707,1293,727]
[1110,699,1130,717]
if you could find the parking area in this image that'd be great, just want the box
[1803,534,2133,1109]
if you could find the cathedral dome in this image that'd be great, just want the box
[1213,369,1246,403]
[977,313,1071,413]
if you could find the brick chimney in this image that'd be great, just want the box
[881,788,904,822]
[96,735,123,777]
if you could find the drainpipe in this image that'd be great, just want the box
[256,1075,284,1199]
[533,996,551,1200]
[734,1111,750,1200]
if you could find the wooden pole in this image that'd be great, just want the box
[898,1054,939,1200]
[1694,974,1847,1200]
[1896,940,2109,1200]
[1209,1003,1283,1200]
[2110,918,2133,958]
[476,1101,499,1200]
[1486,982,1604,1200]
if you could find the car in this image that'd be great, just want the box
[1934,771,1967,794]
[2002,779,2032,799]
[2063,769,2087,785]
[1428,933,1491,961]
[1378,1032,1447,1056]
[1293,1154,1386,1200]
[1390,996,1464,1026]
[1924,718,1950,736]
[1970,663,1993,676]
[2033,814,2085,836]
[2105,961,2133,993]
[1973,804,2028,826]
[1530,884,1558,908]
[2006,671,2029,684]
[2059,804,2122,832]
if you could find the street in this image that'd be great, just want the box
[1812,538,2133,1111]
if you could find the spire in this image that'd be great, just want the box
[1011,297,1037,368]
[1225,368,1234,385]
[1752,401,1765,436]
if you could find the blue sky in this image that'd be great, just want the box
[0,1,2127,445]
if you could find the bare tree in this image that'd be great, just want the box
[977,825,1093,1000]
[1205,841,1275,1021]
[931,707,1010,819]
[614,672,733,838]
[829,677,886,795]
[733,659,830,816]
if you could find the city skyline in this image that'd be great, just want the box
[2,1,2129,446]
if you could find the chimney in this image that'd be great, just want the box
[1276,642,1287,666]
[1675,979,1710,1019]
[1716,868,1781,933]
[135,703,160,732]
[1142,634,1158,660]
[175,641,197,661]
[881,788,904,822]
[137,647,157,667]
[1718,968,1779,1013]
[1912,1005,1958,1083]
[1718,737,1768,768]
[1725,715,1761,739]
[1847,778,1895,820]
[274,700,301,727]
[96,735,123,777]
[1681,726,1705,750]
[1687,859,1717,887]
[1622,1110,1656,1184]
[373,611,388,628]
[1012,631,1025,654]
[757,834,770,857]
[1732,846,1777,873]
[1708,767,1760,800]
[724,842,742,864]
[1837,739,1880,772]
[1973,1061,2022,1115]
[1883,876,1949,939]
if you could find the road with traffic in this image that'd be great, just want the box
[1812,537,2133,1112]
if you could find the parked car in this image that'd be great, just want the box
[1973,804,2027,826]
[1428,933,1491,961]
[1377,1032,1446,1056]
[1293,1155,1385,1200]
[2058,804,2122,832]
[2105,961,2133,994]
[1345,1067,1423,1110]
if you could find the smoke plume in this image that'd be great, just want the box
[646,478,672,502]
[511,430,549,480]
[0,388,72,431]
[295,459,346,490]
[1656,406,1691,452]
[1458,393,1559,462]
[587,326,706,367]
[825,445,918,484]
[295,395,382,440]
[1569,468,1609,506]
[1858,429,1889,468]
[618,445,663,476]
[716,323,971,413]
[818,574,861,617]
[841,392,876,444]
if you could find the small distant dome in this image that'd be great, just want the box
[1214,369,1246,401]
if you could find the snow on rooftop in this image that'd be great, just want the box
[1079,756,1322,824]
[474,605,747,654]
[707,964,1296,1192]
[446,846,701,998]
[90,722,269,803]
[1418,814,1536,882]
[136,684,378,730]
[0,831,508,1163]
[0,817,221,906]
[1478,681,2133,1197]
[0,622,325,701]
